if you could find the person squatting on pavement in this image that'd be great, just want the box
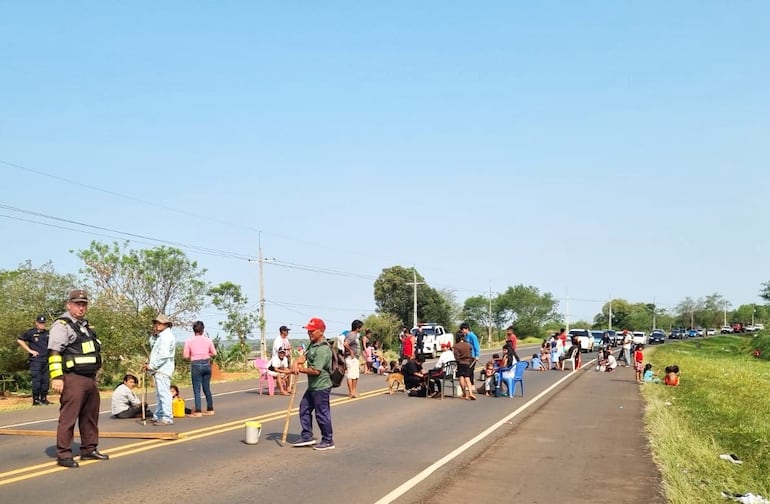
[144,314,176,426]
[291,317,335,451]
[17,314,51,405]
[47,289,109,468]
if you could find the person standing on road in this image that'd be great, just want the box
[292,317,335,451]
[621,330,633,367]
[144,314,176,426]
[273,325,293,364]
[505,326,521,361]
[460,323,480,385]
[454,331,476,400]
[17,314,51,406]
[344,319,362,398]
[47,289,108,468]
[183,320,217,417]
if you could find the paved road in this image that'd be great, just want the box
[0,349,663,504]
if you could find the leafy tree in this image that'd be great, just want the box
[76,241,208,325]
[0,261,75,375]
[760,281,770,304]
[462,295,493,343]
[208,281,258,367]
[373,266,452,327]
[494,285,560,340]
[362,312,402,352]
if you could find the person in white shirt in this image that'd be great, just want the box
[268,348,291,395]
[605,353,618,372]
[111,374,150,419]
[272,325,293,363]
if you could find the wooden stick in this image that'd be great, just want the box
[280,373,298,445]
[0,429,180,440]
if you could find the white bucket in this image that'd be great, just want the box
[245,421,262,445]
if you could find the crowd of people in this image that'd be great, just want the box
[16,295,685,467]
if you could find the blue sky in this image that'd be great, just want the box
[1,2,768,338]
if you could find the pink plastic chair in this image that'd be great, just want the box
[254,358,275,396]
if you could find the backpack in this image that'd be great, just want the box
[323,341,346,388]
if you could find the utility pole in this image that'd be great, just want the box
[608,294,613,330]
[652,297,656,331]
[723,301,728,327]
[249,232,274,360]
[406,268,424,328]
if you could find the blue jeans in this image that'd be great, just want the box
[154,373,172,422]
[298,388,333,444]
[191,360,214,412]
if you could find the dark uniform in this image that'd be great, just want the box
[48,289,108,468]
[17,315,50,405]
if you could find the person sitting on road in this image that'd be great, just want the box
[402,355,428,396]
[540,340,551,370]
[604,353,618,372]
[111,374,152,419]
[664,365,680,386]
[530,353,545,371]
[170,385,192,415]
[482,360,496,396]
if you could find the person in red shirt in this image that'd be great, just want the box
[633,344,645,383]
[505,326,521,361]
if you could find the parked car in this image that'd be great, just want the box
[720,326,733,334]
[632,331,647,345]
[568,329,594,352]
[591,330,605,348]
[755,323,765,331]
[686,329,698,338]
[649,330,666,344]
[669,328,684,339]
[705,328,716,336]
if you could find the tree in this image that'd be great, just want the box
[362,312,402,352]
[760,281,770,304]
[208,281,258,366]
[462,295,493,340]
[373,266,452,327]
[494,285,560,339]
[0,261,75,376]
[76,241,208,325]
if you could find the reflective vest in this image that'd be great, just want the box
[57,318,102,375]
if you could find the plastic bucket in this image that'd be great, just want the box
[245,421,262,445]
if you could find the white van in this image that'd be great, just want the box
[632,331,647,345]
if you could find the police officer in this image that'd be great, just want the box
[16,314,50,405]
[48,289,109,468]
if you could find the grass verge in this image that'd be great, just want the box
[641,335,770,503]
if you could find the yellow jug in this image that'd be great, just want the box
[172,397,186,418]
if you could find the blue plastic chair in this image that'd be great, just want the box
[500,361,529,397]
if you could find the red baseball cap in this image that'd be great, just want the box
[303,317,326,332]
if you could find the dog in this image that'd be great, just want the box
[386,372,405,395]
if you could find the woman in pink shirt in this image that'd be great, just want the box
[183,321,217,417]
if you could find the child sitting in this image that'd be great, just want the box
[642,363,660,383]
[483,360,497,396]
[664,365,680,386]
[530,353,545,371]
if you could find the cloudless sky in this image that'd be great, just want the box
[1,2,768,340]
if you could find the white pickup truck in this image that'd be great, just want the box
[413,324,454,358]
[568,328,594,352]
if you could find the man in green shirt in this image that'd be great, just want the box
[291,317,335,451]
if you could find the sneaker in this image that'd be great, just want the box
[292,439,317,447]
[152,419,174,426]
[313,441,335,451]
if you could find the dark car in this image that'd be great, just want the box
[669,328,685,339]
[649,330,665,344]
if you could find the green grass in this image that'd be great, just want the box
[641,334,770,503]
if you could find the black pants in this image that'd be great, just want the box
[29,359,49,398]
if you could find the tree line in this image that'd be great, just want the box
[2,243,767,389]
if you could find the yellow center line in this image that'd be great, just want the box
[0,387,388,486]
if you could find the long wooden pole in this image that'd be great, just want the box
[0,429,180,440]
[280,374,298,445]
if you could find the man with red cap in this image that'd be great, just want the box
[291,317,335,451]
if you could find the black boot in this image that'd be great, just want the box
[32,393,42,406]
[39,394,51,405]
